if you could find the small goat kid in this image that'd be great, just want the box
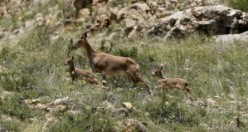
[72,31,151,93]
[151,66,193,100]
[65,56,99,85]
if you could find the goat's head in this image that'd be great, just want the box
[65,56,74,65]
[72,30,90,50]
[151,66,163,78]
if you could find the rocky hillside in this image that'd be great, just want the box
[1,0,248,131]
[1,0,248,42]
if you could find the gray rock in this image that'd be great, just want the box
[125,19,137,28]
[206,97,216,106]
[117,6,129,20]
[52,96,70,105]
[130,2,150,13]
[213,31,248,43]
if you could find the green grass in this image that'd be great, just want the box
[1,29,248,131]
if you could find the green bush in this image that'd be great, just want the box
[1,120,22,132]
[144,96,200,127]
[228,0,248,12]
[0,72,36,92]
[0,46,20,66]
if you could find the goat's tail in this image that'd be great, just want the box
[126,58,137,65]
[185,82,188,87]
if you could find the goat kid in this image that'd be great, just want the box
[151,66,193,100]
[65,56,99,85]
[71,31,151,94]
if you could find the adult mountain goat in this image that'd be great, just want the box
[72,31,151,94]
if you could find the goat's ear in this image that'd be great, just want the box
[67,40,73,57]
[81,30,89,39]
[81,33,87,39]
[159,66,163,71]
[70,38,73,45]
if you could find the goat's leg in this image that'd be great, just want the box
[131,75,138,87]
[71,72,76,84]
[126,71,138,87]
[184,87,191,94]
[183,83,193,100]
[101,72,107,85]
[71,77,75,84]
[155,85,164,92]
[134,72,152,94]
[183,86,193,101]
[162,85,169,93]
[92,78,100,85]
[85,77,98,85]
[182,86,193,101]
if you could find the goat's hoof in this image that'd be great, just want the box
[146,89,153,95]
[189,96,195,102]
[102,80,107,85]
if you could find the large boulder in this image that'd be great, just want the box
[90,14,111,32]
[148,5,248,38]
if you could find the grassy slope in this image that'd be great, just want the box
[1,1,248,132]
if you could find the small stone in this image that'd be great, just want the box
[130,3,150,13]
[77,8,91,19]
[122,102,133,110]
[125,19,136,28]
[206,98,216,106]
[52,96,69,105]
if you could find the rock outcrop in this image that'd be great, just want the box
[71,2,248,39]
[149,5,248,39]
[1,1,248,42]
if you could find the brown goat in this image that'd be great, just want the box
[65,56,99,85]
[71,31,151,94]
[151,66,193,100]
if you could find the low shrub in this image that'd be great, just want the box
[144,98,200,127]
[115,47,138,58]
[48,112,117,132]
[0,94,41,121]
[1,120,22,132]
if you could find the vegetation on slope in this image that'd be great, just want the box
[228,0,248,12]
[1,26,248,131]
